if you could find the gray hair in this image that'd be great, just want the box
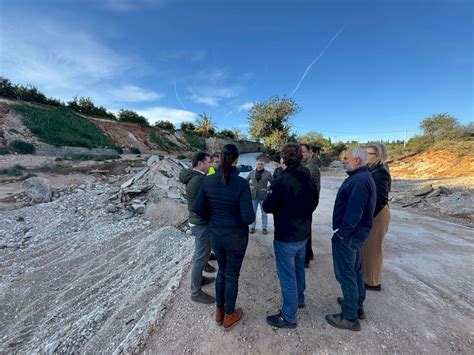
[367,142,389,163]
[349,146,368,166]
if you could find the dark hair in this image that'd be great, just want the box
[281,143,302,166]
[192,151,210,168]
[220,144,239,185]
[300,143,312,152]
[211,152,220,161]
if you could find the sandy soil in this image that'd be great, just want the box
[143,176,474,354]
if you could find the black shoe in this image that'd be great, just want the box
[365,282,382,291]
[191,290,215,304]
[304,263,310,269]
[209,253,217,261]
[298,303,306,309]
[201,276,215,286]
[204,262,216,273]
[337,297,365,320]
[266,312,297,329]
[325,313,361,331]
[249,228,256,234]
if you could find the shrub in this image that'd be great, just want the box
[155,120,175,130]
[117,109,149,127]
[130,147,141,154]
[0,147,9,155]
[183,132,206,151]
[177,154,186,160]
[0,164,25,176]
[8,140,35,154]
[216,129,235,139]
[114,146,124,154]
[180,121,196,131]
[69,154,120,161]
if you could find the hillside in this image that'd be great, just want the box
[0,99,262,155]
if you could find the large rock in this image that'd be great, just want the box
[147,155,160,166]
[22,177,52,204]
[414,185,434,197]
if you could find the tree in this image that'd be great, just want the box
[154,120,175,130]
[180,121,196,131]
[420,113,465,140]
[247,96,299,150]
[216,129,235,139]
[0,77,16,98]
[117,109,149,127]
[195,112,216,136]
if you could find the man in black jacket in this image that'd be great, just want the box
[263,143,318,328]
[326,147,376,331]
[179,152,215,304]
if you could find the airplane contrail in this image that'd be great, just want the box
[290,25,346,97]
[174,80,188,110]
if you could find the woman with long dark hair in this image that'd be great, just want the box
[194,144,255,330]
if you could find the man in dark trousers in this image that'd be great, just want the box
[326,147,376,331]
[179,152,215,304]
[301,144,321,268]
[263,143,318,328]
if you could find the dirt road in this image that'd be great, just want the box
[143,175,474,354]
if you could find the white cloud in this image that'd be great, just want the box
[189,85,240,107]
[137,106,197,124]
[238,102,254,112]
[100,0,158,12]
[108,85,162,102]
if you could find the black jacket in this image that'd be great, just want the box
[194,167,255,236]
[332,166,376,240]
[263,164,318,243]
[369,163,391,217]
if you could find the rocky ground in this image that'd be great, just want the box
[0,153,473,354]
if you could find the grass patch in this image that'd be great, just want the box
[12,103,116,149]
[183,132,206,151]
[149,132,181,152]
[0,164,25,176]
[67,154,120,161]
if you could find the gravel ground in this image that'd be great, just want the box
[143,176,474,354]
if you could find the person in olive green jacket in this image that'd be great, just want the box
[301,144,321,267]
[246,160,273,234]
[179,152,215,304]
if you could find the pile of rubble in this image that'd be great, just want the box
[0,155,198,353]
[390,182,473,223]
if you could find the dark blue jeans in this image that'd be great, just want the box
[274,239,307,324]
[332,233,366,320]
[210,232,249,314]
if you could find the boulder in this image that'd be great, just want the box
[414,185,433,197]
[147,155,160,166]
[22,177,52,204]
[427,188,442,198]
[439,186,453,195]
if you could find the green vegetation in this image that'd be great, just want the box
[68,154,120,161]
[0,147,9,155]
[130,147,141,155]
[12,103,117,149]
[154,120,175,130]
[248,96,299,151]
[180,122,196,131]
[215,129,235,139]
[149,132,180,152]
[67,96,116,120]
[195,113,216,136]
[176,154,186,160]
[0,164,25,176]
[8,140,36,154]
[183,132,206,151]
[117,109,150,127]
[1,77,62,107]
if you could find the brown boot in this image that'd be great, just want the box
[223,308,243,331]
[216,307,225,325]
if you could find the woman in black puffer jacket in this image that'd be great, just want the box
[361,142,392,291]
[194,144,255,330]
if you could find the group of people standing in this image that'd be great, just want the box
[179,141,391,332]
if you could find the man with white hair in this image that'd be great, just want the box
[326,147,376,331]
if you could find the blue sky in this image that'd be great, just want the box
[1,0,472,142]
